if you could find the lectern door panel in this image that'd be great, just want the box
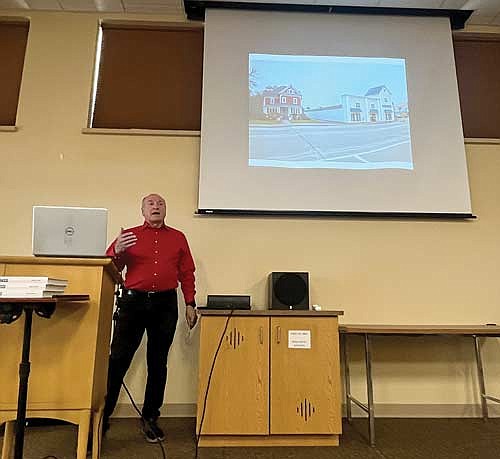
[197,316,269,435]
[270,317,341,434]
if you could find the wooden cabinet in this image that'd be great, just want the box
[197,310,342,447]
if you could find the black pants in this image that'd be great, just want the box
[103,289,178,421]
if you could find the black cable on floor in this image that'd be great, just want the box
[122,381,167,459]
[195,309,234,458]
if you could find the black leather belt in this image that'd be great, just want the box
[121,288,175,300]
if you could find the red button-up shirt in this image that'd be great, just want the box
[107,222,196,304]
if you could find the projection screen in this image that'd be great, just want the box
[198,8,472,216]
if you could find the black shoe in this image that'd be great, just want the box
[141,417,165,443]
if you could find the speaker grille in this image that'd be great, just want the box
[274,273,307,306]
[225,327,244,349]
[296,398,316,422]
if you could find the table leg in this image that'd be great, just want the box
[364,334,375,446]
[1,421,15,459]
[76,410,91,459]
[473,335,488,420]
[92,406,104,459]
[14,308,33,459]
[342,333,352,422]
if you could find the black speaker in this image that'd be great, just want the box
[269,272,309,310]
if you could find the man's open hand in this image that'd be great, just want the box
[114,227,137,254]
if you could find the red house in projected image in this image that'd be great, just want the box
[262,85,303,120]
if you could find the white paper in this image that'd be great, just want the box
[288,330,311,349]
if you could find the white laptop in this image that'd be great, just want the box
[32,206,108,257]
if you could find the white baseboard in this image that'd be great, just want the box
[112,402,500,419]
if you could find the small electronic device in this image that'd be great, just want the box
[205,295,251,310]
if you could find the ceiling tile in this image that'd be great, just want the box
[378,0,442,7]
[440,0,469,8]
[0,0,30,8]
[93,0,124,12]
[467,0,500,12]
[58,0,123,12]
[26,0,62,10]
[124,6,180,14]
[464,0,500,18]
[467,10,497,24]
[123,0,182,14]
[60,0,97,11]
[123,0,177,7]
[307,0,380,5]
[213,0,380,4]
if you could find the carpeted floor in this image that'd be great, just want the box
[2,417,500,459]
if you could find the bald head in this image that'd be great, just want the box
[141,193,166,227]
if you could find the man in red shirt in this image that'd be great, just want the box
[103,193,197,443]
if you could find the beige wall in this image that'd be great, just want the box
[1,10,500,416]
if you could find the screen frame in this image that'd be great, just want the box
[195,4,476,220]
[196,209,476,219]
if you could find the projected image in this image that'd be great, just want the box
[249,54,413,169]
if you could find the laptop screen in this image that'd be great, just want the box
[32,206,108,257]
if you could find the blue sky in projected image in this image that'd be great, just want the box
[249,54,408,107]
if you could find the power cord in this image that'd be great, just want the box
[122,382,166,459]
[195,309,234,458]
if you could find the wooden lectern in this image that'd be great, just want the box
[0,256,121,459]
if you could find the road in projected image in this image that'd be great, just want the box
[249,120,412,169]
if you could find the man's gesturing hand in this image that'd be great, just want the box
[114,227,137,255]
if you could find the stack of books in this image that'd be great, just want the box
[0,276,68,298]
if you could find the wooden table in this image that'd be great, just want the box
[0,296,89,459]
[339,324,500,446]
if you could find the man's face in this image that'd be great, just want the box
[142,194,167,225]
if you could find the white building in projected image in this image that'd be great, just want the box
[305,85,397,123]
